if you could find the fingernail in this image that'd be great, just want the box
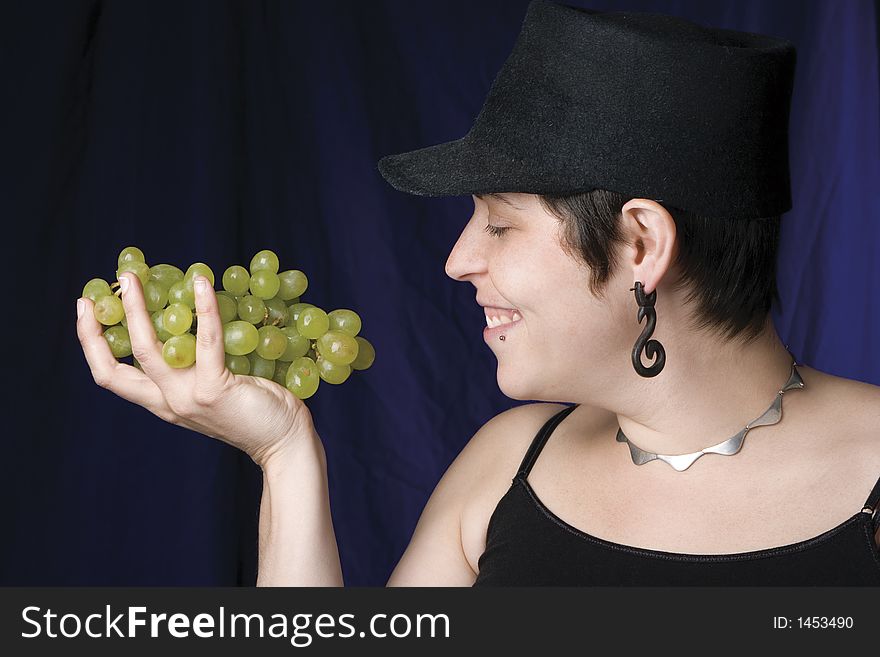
[119,276,129,293]
[194,277,207,293]
[76,298,84,318]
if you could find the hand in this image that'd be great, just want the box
[76,272,316,469]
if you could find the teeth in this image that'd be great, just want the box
[484,310,522,328]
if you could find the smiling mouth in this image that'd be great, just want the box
[484,307,522,328]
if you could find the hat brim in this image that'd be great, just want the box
[377,136,495,197]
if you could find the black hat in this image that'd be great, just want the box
[377,0,797,220]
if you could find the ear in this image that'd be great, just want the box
[619,199,677,295]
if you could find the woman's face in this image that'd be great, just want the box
[445,192,627,401]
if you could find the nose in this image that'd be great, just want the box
[445,212,487,282]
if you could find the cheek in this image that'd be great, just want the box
[490,240,616,340]
[528,270,617,348]
[540,297,604,350]
[488,245,540,302]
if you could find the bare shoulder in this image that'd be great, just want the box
[456,402,576,573]
[795,365,880,500]
[805,367,880,538]
[441,402,572,520]
[385,402,571,585]
[458,402,572,473]
[798,364,880,435]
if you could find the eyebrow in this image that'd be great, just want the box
[475,193,526,211]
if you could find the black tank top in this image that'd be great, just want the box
[473,404,880,585]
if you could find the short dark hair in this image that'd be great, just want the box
[539,189,781,345]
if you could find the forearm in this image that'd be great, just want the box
[256,430,344,586]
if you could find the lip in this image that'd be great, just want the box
[477,299,518,310]
[482,310,522,342]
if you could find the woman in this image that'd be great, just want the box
[75,2,880,585]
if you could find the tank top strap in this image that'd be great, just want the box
[514,404,580,481]
[861,471,880,531]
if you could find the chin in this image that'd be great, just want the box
[495,365,537,401]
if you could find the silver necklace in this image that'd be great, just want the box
[616,354,805,472]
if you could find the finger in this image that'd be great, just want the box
[118,272,172,385]
[76,296,170,411]
[193,276,228,385]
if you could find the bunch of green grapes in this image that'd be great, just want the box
[82,247,376,400]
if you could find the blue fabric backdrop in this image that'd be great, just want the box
[1,0,877,586]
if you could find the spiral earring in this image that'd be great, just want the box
[630,281,665,377]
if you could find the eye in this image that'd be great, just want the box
[484,223,510,237]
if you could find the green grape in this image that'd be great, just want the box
[316,330,359,366]
[296,307,329,339]
[184,262,215,287]
[167,281,195,309]
[82,278,112,302]
[351,336,375,370]
[277,270,308,300]
[278,325,311,361]
[222,265,250,296]
[237,295,267,324]
[288,296,300,305]
[151,310,173,342]
[117,261,150,286]
[223,320,259,356]
[120,315,128,328]
[143,280,169,312]
[163,334,196,369]
[264,297,289,326]
[163,303,193,336]
[249,270,280,299]
[288,302,315,324]
[94,295,125,326]
[216,293,238,324]
[272,360,291,386]
[316,355,351,385]
[256,325,287,360]
[327,309,361,337]
[117,246,145,268]
[148,263,184,289]
[285,356,320,399]
[250,249,279,274]
[247,352,276,379]
[103,325,132,358]
[225,353,250,375]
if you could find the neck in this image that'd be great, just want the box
[607,318,797,456]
